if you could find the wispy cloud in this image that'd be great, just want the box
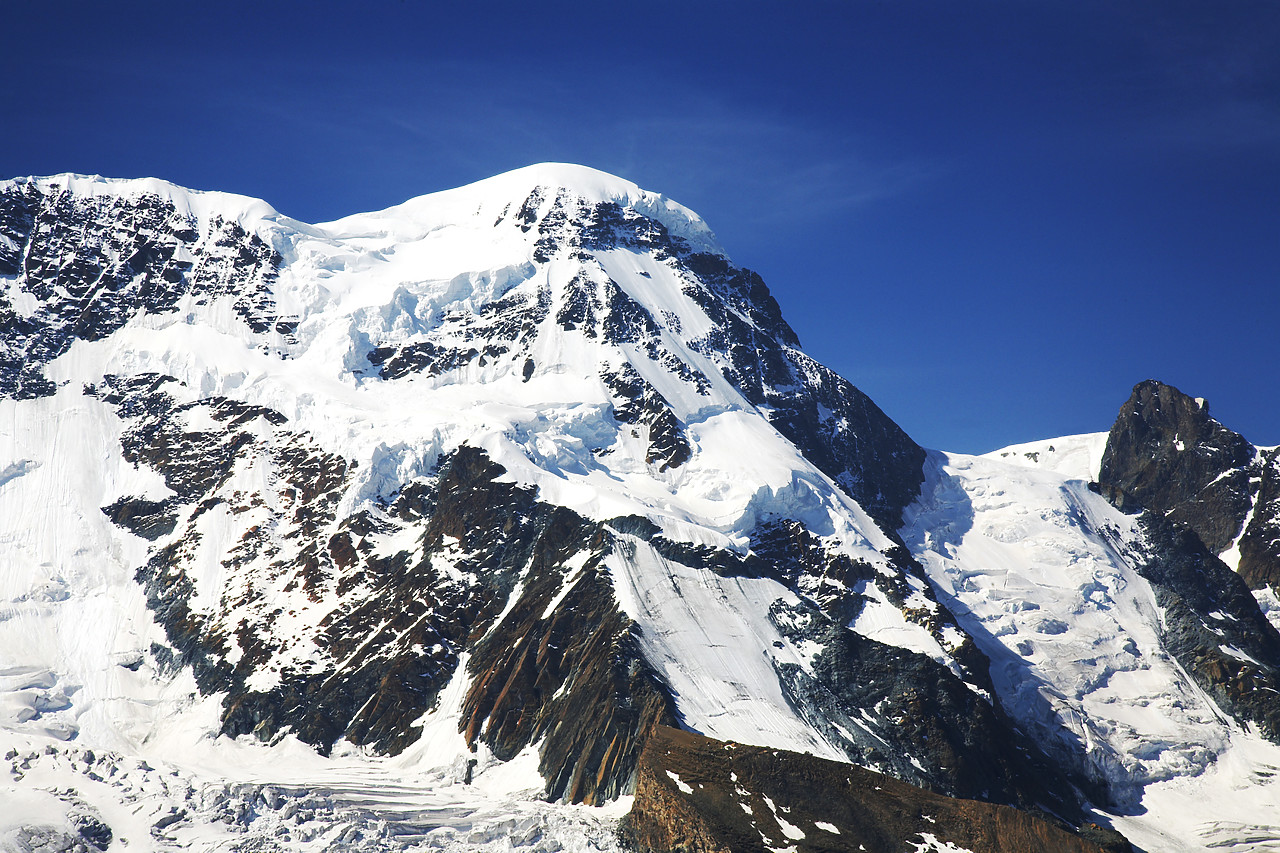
[1107,4,1280,155]
[1140,98,1280,152]
[299,66,941,234]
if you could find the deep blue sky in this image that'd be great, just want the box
[4,1,1277,453]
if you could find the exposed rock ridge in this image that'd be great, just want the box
[602,364,692,471]
[766,598,1087,819]
[1098,379,1256,552]
[0,180,293,399]
[621,726,1131,853]
[1128,512,1280,742]
[679,252,925,533]
[1238,447,1280,592]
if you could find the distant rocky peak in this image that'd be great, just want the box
[1098,379,1256,552]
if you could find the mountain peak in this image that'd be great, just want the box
[319,162,723,255]
[466,162,653,202]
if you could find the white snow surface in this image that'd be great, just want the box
[908,834,973,853]
[319,163,725,257]
[981,432,1109,481]
[902,446,1280,852]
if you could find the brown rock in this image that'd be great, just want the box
[622,726,1131,853]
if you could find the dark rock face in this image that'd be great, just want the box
[1098,380,1256,553]
[773,350,926,535]
[1097,381,1280,745]
[1097,380,1280,596]
[89,369,676,802]
[621,726,1131,853]
[679,252,925,533]
[1129,512,1280,742]
[744,521,997,693]
[0,180,292,400]
[459,506,678,804]
[767,599,1088,820]
[1238,448,1280,592]
[603,364,691,471]
[748,518,881,624]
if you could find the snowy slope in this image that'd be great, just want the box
[982,432,1109,480]
[902,435,1280,852]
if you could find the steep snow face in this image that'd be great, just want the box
[903,451,1226,800]
[902,446,1280,851]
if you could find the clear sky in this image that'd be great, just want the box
[4,1,1277,453]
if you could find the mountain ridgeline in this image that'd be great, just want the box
[2,166,1278,853]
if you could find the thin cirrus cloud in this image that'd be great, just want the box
[263,61,942,240]
[1142,98,1280,153]
[9,38,937,239]
[378,98,934,235]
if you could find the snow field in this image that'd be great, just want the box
[607,535,848,760]
[0,727,632,853]
[903,441,1280,851]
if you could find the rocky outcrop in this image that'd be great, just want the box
[1096,380,1280,744]
[1238,448,1280,592]
[1097,380,1280,596]
[621,726,1131,853]
[0,179,293,399]
[1129,511,1280,742]
[366,278,551,382]
[767,599,1088,818]
[1098,380,1256,553]
[459,505,678,804]
[603,364,692,472]
[679,252,925,533]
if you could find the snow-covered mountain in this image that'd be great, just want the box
[1,165,1277,852]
